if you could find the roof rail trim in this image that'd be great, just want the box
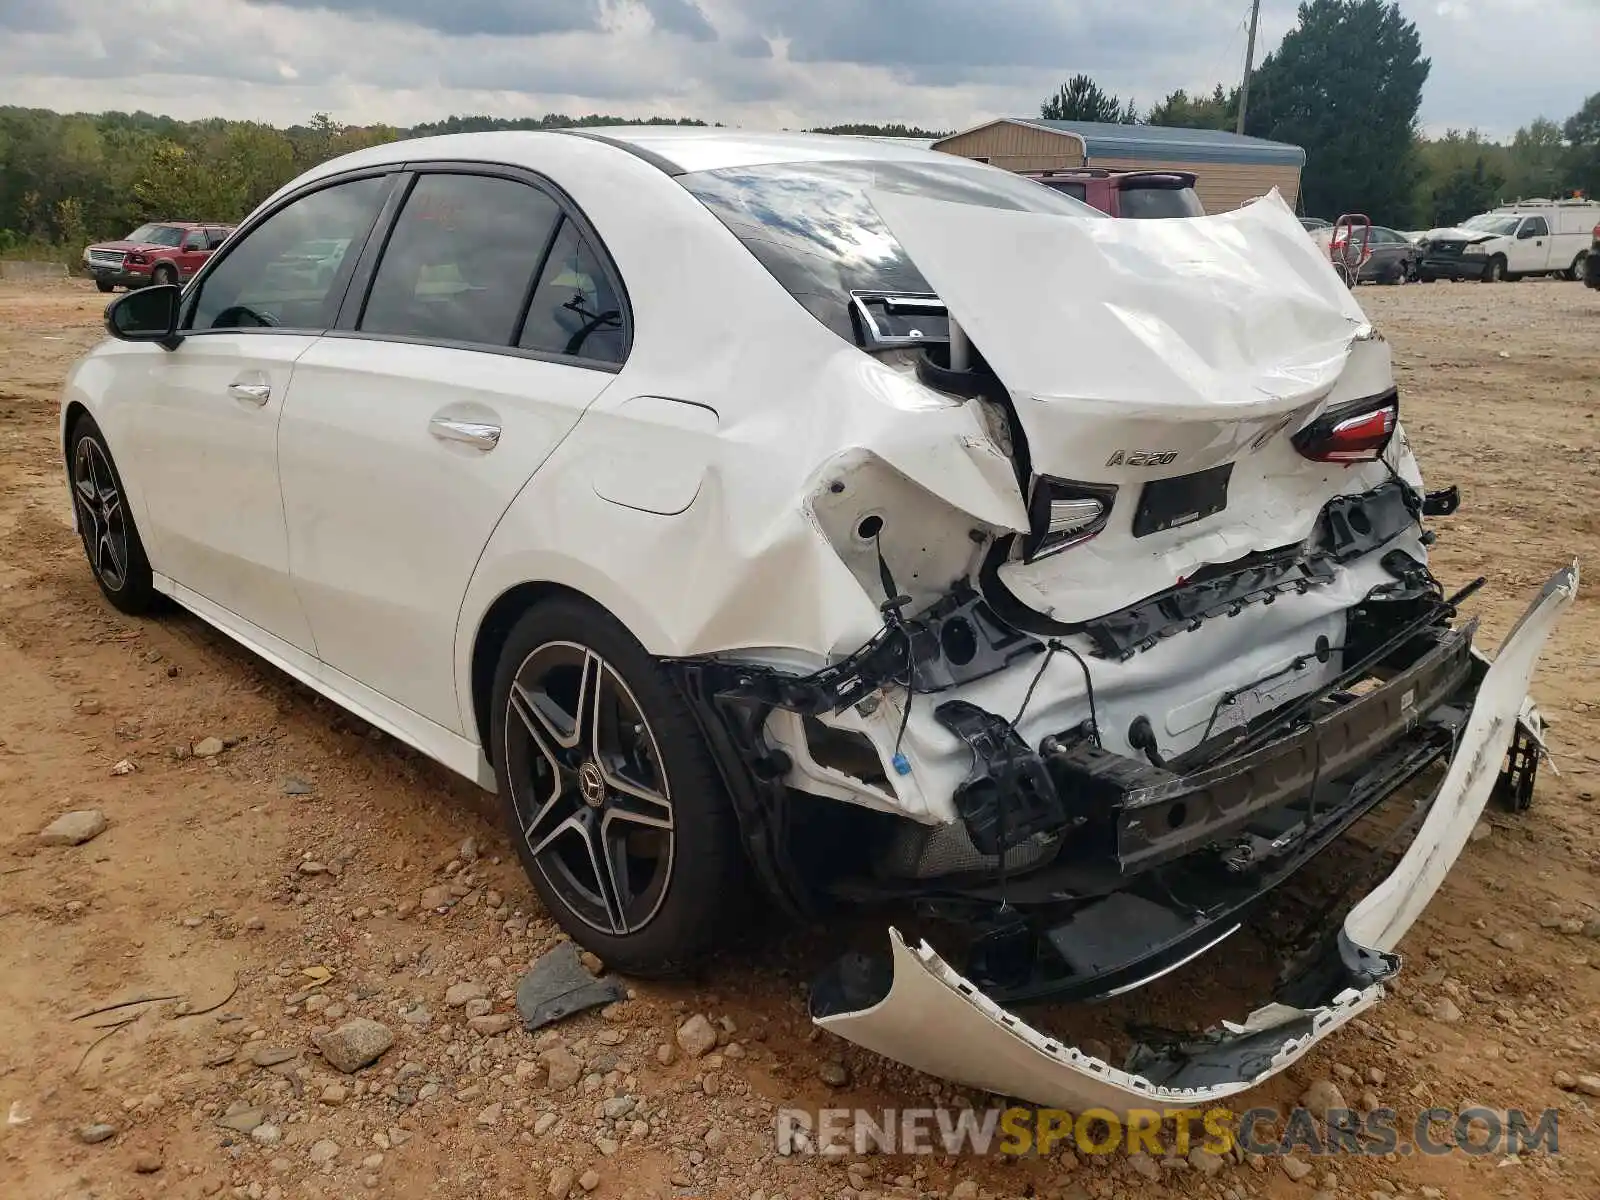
[552,129,685,176]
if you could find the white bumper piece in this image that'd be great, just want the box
[816,563,1578,1113]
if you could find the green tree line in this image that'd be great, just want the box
[0,110,708,258]
[5,0,1597,257]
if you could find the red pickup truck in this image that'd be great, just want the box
[1021,168,1206,218]
[82,222,233,293]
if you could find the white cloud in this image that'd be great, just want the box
[0,0,1592,140]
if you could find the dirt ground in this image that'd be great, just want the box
[1,276,1597,1200]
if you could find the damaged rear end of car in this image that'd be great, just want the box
[664,168,1577,1110]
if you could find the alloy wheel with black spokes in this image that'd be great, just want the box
[68,415,156,613]
[74,436,130,593]
[490,599,744,974]
[505,641,675,937]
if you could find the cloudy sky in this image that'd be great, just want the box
[1,0,1594,139]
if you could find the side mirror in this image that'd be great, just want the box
[105,284,182,349]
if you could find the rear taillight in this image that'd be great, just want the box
[1025,479,1117,560]
[1294,392,1399,464]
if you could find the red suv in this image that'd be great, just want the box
[82,222,233,293]
[1022,168,1206,218]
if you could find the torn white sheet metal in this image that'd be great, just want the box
[816,563,1578,1113]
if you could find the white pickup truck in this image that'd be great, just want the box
[1416,199,1598,282]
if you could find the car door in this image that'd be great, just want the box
[276,167,627,731]
[1512,216,1549,273]
[178,228,211,278]
[120,173,395,651]
[1360,227,1390,278]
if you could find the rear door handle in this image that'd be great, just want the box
[429,417,501,450]
[227,382,271,406]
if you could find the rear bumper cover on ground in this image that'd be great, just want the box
[813,563,1577,1112]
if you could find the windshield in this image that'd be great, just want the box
[1119,184,1205,219]
[1461,214,1519,236]
[680,159,1104,343]
[125,224,185,246]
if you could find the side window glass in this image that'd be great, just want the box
[182,230,207,250]
[1526,217,1548,237]
[188,176,389,332]
[360,174,561,347]
[518,218,627,364]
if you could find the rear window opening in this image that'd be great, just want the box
[1118,181,1205,220]
[679,159,1103,345]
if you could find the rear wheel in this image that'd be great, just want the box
[489,598,745,975]
[1568,251,1589,282]
[69,414,157,614]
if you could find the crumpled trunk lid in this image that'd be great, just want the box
[870,189,1389,624]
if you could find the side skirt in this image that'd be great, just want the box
[152,572,497,791]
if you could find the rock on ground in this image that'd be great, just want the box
[676,1014,717,1058]
[1301,1078,1348,1119]
[444,981,487,1007]
[542,1047,582,1091]
[38,809,108,846]
[315,1018,394,1073]
[1282,1154,1314,1181]
[547,1164,576,1198]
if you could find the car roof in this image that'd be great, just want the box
[576,127,956,174]
[323,127,978,178]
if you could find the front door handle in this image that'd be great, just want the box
[227,382,271,406]
[429,417,501,450]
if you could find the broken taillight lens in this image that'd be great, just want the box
[1293,392,1399,464]
[1024,478,1117,560]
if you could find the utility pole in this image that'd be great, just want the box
[1236,0,1261,135]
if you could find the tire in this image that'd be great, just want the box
[151,263,177,287]
[95,279,115,294]
[1417,270,1436,283]
[1568,252,1589,282]
[489,597,745,975]
[1483,256,1507,283]
[68,414,158,615]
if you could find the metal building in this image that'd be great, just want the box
[933,118,1306,213]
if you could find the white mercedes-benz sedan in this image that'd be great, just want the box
[62,128,1576,1110]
